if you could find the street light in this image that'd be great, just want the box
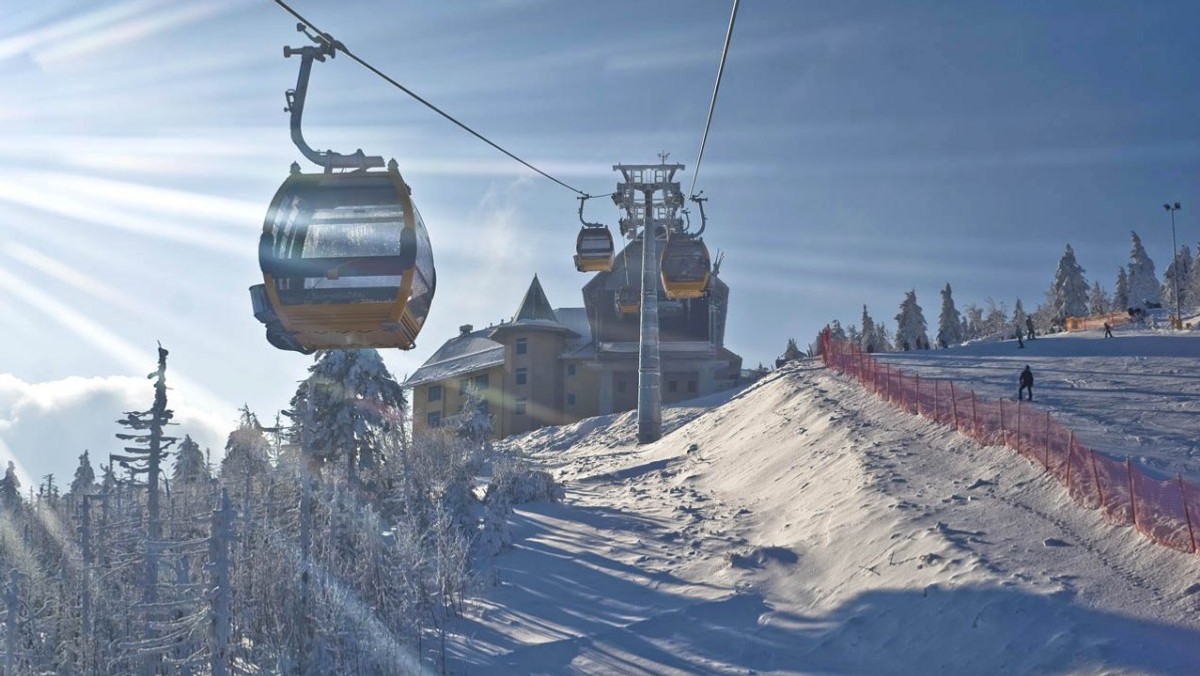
[1164,201,1182,328]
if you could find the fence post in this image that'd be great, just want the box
[915,374,921,417]
[884,364,890,402]
[1015,400,1021,453]
[1126,457,1138,528]
[999,400,1006,446]
[899,371,904,409]
[950,381,959,431]
[1088,442,1105,509]
[971,391,978,439]
[1065,432,1072,488]
[1044,412,1051,471]
[1179,475,1197,554]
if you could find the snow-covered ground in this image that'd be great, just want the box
[876,326,1200,483]
[446,331,1200,674]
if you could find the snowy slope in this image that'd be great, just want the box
[449,346,1200,674]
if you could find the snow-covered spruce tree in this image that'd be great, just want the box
[288,349,407,486]
[1012,298,1032,338]
[981,298,1008,338]
[1114,267,1130,312]
[1049,244,1089,322]
[173,434,211,487]
[1162,243,1192,314]
[1188,245,1200,314]
[894,290,930,350]
[455,384,494,464]
[845,324,860,348]
[1126,231,1160,309]
[0,461,21,510]
[220,406,270,488]
[870,321,893,353]
[1089,281,1111,316]
[937,283,963,348]
[69,450,96,499]
[961,303,983,341]
[858,306,877,352]
[828,320,847,342]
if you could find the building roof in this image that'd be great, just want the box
[490,275,580,341]
[512,274,557,322]
[403,328,505,388]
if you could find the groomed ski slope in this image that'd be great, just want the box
[449,343,1200,674]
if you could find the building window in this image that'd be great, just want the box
[516,338,527,355]
[567,393,576,406]
[567,364,576,376]
[688,380,697,393]
[515,398,527,415]
[427,385,442,402]
[515,368,527,385]
[668,380,678,393]
[426,412,441,428]
[474,374,489,390]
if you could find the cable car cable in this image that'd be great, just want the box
[271,0,592,197]
[688,0,739,199]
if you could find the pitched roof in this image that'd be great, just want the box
[402,329,504,388]
[512,274,557,322]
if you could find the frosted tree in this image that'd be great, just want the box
[936,283,963,348]
[1162,243,1192,314]
[1088,281,1110,316]
[981,298,1008,337]
[1113,267,1130,311]
[1049,244,1089,321]
[220,407,271,484]
[858,306,877,352]
[455,384,494,464]
[828,320,847,342]
[894,290,930,351]
[870,321,893,353]
[172,434,211,487]
[845,323,860,347]
[1188,246,1200,313]
[1126,231,1160,309]
[69,450,96,498]
[961,303,983,340]
[288,349,407,484]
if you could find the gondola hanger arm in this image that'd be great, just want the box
[283,23,384,172]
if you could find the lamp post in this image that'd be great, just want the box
[1164,201,1182,328]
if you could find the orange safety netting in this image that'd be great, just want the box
[820,330,1199,555]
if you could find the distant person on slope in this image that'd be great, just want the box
[1019,365,1034,401]
[1103,322,1114,338]
[1026,317,1036,340]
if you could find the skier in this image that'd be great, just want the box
[1025,317,1036,340]
[1103,322,1114,338]
[1019,365,1033,401]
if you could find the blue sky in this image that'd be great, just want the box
[0,0,1197,484]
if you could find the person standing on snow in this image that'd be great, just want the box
[1019,365,1034,401]
[1025,317,1036,340]
[1103,322,1114,338]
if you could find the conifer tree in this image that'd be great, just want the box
[937,283,963,347]
[173,434,211,487]
[288,349,407,484]
[961,303,983,340]
[1089,281,1111,316]
[894,290,930,350]
[1114,267,1130,312]
[1049,244,1089,321]
[69,450,96,498]
[1187,246,1200,313]
[1126,231,1160,309]
[859,305,878,352]
[1162,244,1192,314]
[828,320,847,342]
